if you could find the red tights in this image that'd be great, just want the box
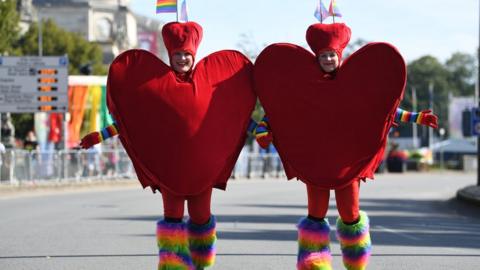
[307,180,360,223]
[161,188,212,225]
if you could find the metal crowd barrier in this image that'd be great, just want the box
[0,149,285,185]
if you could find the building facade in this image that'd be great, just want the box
[21,0,166,63]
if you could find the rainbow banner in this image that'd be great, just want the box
[156,0,177,14]
[314,0,330,22]
[329,0,342,17]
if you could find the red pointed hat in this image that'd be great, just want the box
[162,21,203,59]
[306,23,351,59]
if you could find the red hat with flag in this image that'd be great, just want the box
[161,21,203,59]
[306,23,351,60]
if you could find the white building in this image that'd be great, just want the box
[25,0,165,63]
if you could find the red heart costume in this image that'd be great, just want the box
[106,22,256,196]
[254,23,406,190]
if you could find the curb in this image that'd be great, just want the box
[0,178,139,199]
[456,185,480,207]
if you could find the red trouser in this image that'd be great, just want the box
[306,180,360,223]
[161,188,213,225]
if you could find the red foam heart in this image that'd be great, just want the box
[107,49,255,195]
[254,42,406,189]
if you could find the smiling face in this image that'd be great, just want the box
[318,50,339,73]
[171,51,194,74]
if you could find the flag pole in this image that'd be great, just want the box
[331,0,335,23]
[176,0,179,22]
[320,0,323,23]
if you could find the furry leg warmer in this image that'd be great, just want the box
[297,217,332,270]
[336,211,372,270]
[187,216,217,269]
[157,220,194,270]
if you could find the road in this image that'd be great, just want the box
[1,171,479,269]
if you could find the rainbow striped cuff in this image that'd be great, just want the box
[395,108,421,124]
[187,216,217,268]
[336,211,372,270]
[297,217,332,270]
[98,123,119,142]
[254,116,270,136]
[157,220,194,270]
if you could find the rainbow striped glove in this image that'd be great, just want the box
[254,116,273,149]
[79,123,119,149]
[395,108,438,128]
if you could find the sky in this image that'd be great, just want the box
[130,0,479,63]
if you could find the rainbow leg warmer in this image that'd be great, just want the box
[297,217,332,270]
[187,216,217,269]
[157,220,194,270]
[336,211,372,270]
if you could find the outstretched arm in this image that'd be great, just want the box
[395,108,438,128]
[79,123,119,149]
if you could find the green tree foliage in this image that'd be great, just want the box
[0,0,20,55]
[14,19,106,75]
[398,53,477,138]
[445,52,476,96]
[399,56,450,138]
[11,113,33,141]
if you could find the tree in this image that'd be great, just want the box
[396,56,451,140]
[344,38,369,58]
[236,32,262,62]
[445,52,476,97]
[11,113,33,142]
[0,0,20,55]
[14,19,106,75]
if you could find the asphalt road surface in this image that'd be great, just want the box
[1,171,479,269]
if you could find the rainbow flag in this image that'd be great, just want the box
[329,0,342,17]
[314,0,330,22]
[156,0,177,14]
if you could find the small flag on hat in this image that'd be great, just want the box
[179,0,188,21]
[314,0,330,22]
[156,0,177,14]
[329,0,342,17]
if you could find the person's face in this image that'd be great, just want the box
[171,51,194,74]
[318,50,339,73]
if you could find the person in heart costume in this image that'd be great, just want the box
[254,23,438,270]
[80,21,256,269]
